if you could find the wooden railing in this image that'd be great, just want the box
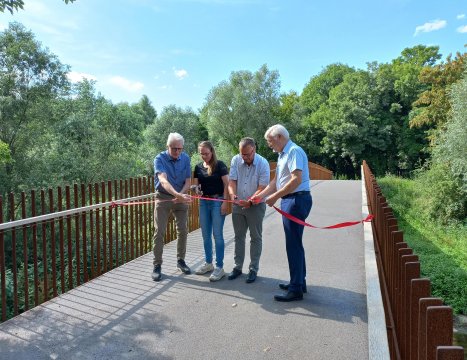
[363,161,464,360]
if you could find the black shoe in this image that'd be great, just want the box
[278,282,307,293]
[274,291,303,302]
[228,268,242,280]
[246,270,257,283]
[152,265,162,281]
[177,259,191,274]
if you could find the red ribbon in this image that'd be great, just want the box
[273,205,373,229]
[111,197,374,229]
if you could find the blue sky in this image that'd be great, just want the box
[1,0,466,114]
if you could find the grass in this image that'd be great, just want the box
[378,175,467,315]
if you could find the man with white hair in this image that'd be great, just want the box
[251,124,312,302]
[151,132,192,281]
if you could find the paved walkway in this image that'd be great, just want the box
[0,180,370,360]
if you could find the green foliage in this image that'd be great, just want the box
[0,0,75,14]
[0,140,11,166]
[416,162,466,223]
[49,80,148,184]
[301,63,355,114]
[378,176,467,314]
[413,67,467,224]
[132,95,157,126]
[144,104,206,162]
[409,51,466,141]
[434,67,467,190]
[316,70,393,176]
[0,22,71,194]
[200,64,281,160]
[298,46,441,178]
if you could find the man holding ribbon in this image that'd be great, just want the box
[151,132,192,282]
[227,137,270,283]
[251,125,312,302]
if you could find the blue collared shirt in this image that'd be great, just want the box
[276,140,310,192]
[229,153,270,200]
[154,151,191,193]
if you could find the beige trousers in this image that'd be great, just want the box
[152,192,189,266]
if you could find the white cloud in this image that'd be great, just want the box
[414,19,447,36]
[457,25,467,33]
[173,68,189,80]
[109,76,144,92]
[67,71,97,83]
[457,14,465,20]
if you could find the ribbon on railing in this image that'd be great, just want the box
[111,195,373,229]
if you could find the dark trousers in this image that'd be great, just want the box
[281,193,312,292]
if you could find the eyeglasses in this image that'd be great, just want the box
[169,146,183,152]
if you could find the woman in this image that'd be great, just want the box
[193,141,229,281]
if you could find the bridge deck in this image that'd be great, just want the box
[0,180,372,359]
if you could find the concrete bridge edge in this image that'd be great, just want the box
[361,166,391,360]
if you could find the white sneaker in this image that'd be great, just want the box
[209,267,225,282]
[195,262,214,275]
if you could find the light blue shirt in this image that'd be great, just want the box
[276,140,310,192]
[229,153,270,200]
[154,151,191,193]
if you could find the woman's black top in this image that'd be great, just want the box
[193,160,228,196]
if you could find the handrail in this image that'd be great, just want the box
[0,193,155,232]
[362,160,464,360]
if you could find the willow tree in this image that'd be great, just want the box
[200,64,281,159]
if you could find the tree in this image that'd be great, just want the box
[301,63,355,115]
[420,67,467,223]
[0,0,75,14]
[299,64,355,164]
[201,64,281,159]
[318,70,394,176]
[50,80,147,184]
[132,95,157,126]
[0,22,70,193]
[409,51,467,142]
[144,105,205,159]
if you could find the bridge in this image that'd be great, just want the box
[0,179,388,359]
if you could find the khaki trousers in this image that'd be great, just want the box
[152,192,189,266]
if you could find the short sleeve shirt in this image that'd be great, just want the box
[154,151,191,193]
[193,160,228,196]
[276,140,310,192]
[229,153,270,200]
